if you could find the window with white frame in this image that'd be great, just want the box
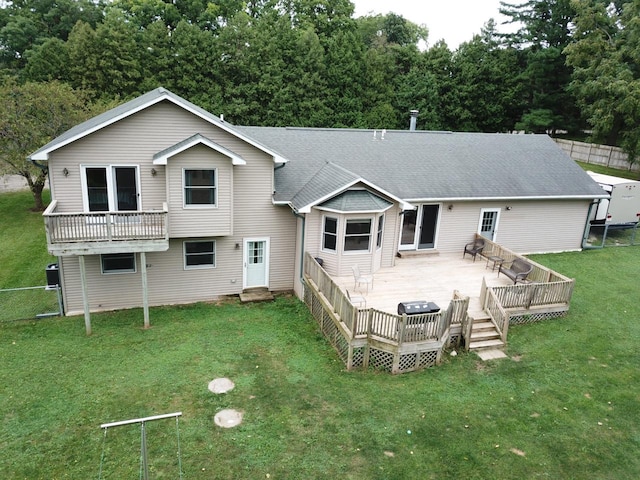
[184,240,216,269]
[376,214,384,249]
[101,253,136,274]
[184,169,216,206]
[322,216,338,252]
[344,219,372,252]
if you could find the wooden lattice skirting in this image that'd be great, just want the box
[304,283,450,374]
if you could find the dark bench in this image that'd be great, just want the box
[498,258,533,284]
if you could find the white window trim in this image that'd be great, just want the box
[321,215,338,253]
[376,214,385,250]
[80,164,141,213]
[100,253,137,275]
[183,239,216,270]
[343,217,373,254]
[183,168,218,209]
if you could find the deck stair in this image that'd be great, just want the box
[468,311,505,352]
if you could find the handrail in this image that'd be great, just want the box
[43,204,168,243]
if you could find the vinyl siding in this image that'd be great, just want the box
[52,100,297,314]
[167,145,233,237]
[61,224,296,315]
[436,200,590,254]
[46,101,275,215]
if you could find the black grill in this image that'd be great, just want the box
[397,301,440,315]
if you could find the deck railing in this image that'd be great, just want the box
[303,252,463,343]
[44,200,168,244]
[485,287,510,342]
[303,252,468,373]
[477,234,575,309]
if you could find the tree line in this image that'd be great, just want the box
[1,0,639,208]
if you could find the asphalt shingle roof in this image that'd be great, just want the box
[319,189,393,212]
[237,126,607,210]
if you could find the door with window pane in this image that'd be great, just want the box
[479,209,500,241]
[244,238,269,288]
[84,166,139,212]
[114,167,138,211]
[399,204,440,250]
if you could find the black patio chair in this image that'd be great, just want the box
[463,238,485,262]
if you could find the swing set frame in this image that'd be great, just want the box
[98,412,183,480]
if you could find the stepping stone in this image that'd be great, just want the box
[214,409,243,428]
[208,378,235,394]
[476,349,508,361]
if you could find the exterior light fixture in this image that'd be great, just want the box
[62,168,69,177]
[151,168,157,176]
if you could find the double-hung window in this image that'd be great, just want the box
[101,253,136,274]
[344,219,372,252]
[184,240,216,269]
[322,217,338,252]
[184,169,216,206]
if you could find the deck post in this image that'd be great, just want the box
[362,310,373,369]
[140,251,150,329]
[78,255,91,335]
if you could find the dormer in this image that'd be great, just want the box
[154,134,247,238]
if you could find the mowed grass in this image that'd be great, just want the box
[0,190,58,319]
[1,190,640,479]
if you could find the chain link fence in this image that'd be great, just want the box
[0,285,62,323]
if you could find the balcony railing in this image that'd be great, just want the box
[44,200,168,244]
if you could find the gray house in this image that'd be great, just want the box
[30,88,606,319]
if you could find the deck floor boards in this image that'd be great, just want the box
[332,253,513,315]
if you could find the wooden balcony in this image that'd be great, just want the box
[43,200,169,255]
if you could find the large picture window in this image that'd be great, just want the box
[184,240,216,269]
[322,217,338,252]
[184,169,216,206]
[101,253,136,274]
[344,219,372,252]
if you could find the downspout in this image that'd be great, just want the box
[293,210,306,283]
[582,200,603,250]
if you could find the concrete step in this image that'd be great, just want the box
[476,349,509,361]
[239,288,274,303]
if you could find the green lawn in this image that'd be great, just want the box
[1,190,639,479]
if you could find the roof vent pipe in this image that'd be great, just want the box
[409,110,419,131]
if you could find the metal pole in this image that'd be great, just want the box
[100,412,182,429]
[141,422,149,480]
[56,285,63,317]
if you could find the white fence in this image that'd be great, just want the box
[555,139,640,173]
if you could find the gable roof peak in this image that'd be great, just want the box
[28,87,288,164]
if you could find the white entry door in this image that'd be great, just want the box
[243,238,269,289]
[478,208,500,241]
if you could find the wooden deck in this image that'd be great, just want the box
[331,252,514,315]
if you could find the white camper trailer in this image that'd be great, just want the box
[587,171,640,225]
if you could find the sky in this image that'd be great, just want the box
[352,0,524,49]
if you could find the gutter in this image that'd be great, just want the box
[404,194,610,203]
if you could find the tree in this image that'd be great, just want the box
[450,21,525,132]
[0,0,104,71]
[500,0,581,134]
[565,0,640,164]
[0,81,96,210]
